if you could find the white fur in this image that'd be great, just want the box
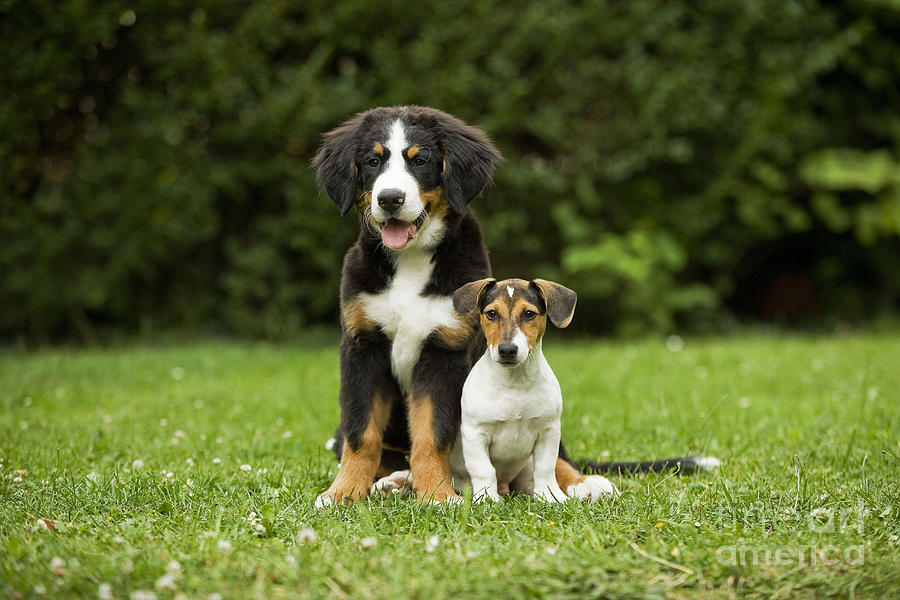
[488,328,530,365]
[371,470,413,497]
[567,475,619,500]
[452,345,567,502]
[694,456,722,471]
[374,326,619,503]
[371,120,426,226]
[358,248,456,392]
[507,286,514,298]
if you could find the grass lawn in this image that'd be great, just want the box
[1,334,898,598]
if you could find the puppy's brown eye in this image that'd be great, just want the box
[521,310,537,321]
[484,309,499,321]
[367,157,380,168]
[413,157,427,167]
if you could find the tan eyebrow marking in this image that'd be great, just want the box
[406,145,419,159]
[373,143,384,156]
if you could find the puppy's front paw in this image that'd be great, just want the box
[371,470,413,497]
[567,475,619,501]
[533,484,567,503]
[473,487,502,503]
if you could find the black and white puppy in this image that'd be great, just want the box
[313,106,500,505]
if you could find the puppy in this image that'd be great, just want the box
[452,277,619,502]
[372,278,619,502]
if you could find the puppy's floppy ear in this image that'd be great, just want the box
[312,113,364,215]
[432,111,503,215]
[452,278,496,318]
[531,279,577,328]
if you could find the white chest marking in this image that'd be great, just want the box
[358,249,457,393]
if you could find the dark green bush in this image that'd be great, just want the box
[2,0,898,341]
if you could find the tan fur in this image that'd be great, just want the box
[373,142,384,156]
[406,145,419,159]
[408,396,457,501]
[480,299,510,349]
[434,310,479,350]
[481,296,545,350]
[512,298,546,350]
[342,298,377,336]
[358,191,380,230]
[555,457,587,490]
[420,188,450,222]
[321,394,391,504]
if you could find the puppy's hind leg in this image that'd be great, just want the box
[555,444,619,501]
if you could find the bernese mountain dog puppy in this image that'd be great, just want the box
[313,106,499,505]
[313,106,718,505]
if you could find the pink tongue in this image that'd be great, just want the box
[382,219,415,248]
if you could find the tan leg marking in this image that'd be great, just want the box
[341,298,377,336]
[320,394,390,505]
[408,396,457,502]
[435,310,479,350]
[555,458,587,491]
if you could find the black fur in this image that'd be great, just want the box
[577,456,716,475]
[313,106,502,217]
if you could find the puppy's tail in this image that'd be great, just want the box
[577,455,721,475]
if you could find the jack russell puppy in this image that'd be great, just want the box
[372,277,619,502]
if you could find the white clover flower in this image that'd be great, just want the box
[425,535,439,553]
[34,583,46,594]
[296,528,317,544]
[360,536,377,548]
[166,560,181,574]
[216,539,232,552]
[130,590,157,600]
[174,430,185,439]
[240,464,251,472]
[665,334,684,352]
[132,459,145,470]
[154,573,177,591]
[282,431,293,439]
[185,458,195,467]
[212,458,222,464]
[98,583,113,599]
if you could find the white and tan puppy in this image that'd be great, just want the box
[450,277,618,502]
[371,278,619,503]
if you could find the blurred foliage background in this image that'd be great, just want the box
[2,0,899,343]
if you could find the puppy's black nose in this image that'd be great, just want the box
[377,189,405,212]
[498,343,518,361]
